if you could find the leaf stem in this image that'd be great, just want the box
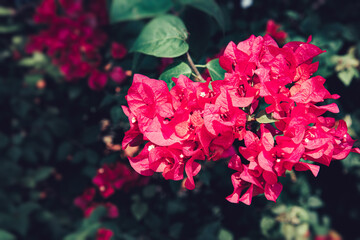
[186,52,205,82]
[194,64,207,68]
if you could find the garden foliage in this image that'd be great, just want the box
[1,0,360,239]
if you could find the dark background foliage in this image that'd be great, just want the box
[0,0,360,239]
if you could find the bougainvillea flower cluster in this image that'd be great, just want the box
[26,0,127,90]
[96,228,113,240]
[74,162,147,215]
[266,20,288,44]
[74,187,119,218]
[92,162,149,198]
[122,34,360,205]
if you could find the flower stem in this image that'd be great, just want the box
[186,52,205,82]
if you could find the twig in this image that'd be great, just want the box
[186,52,205,82]
[289,170,297,183]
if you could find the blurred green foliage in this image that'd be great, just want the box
[0,0,360,239]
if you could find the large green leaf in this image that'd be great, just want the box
[109,0,173,23]
[0,7,14,16]
[131,15,189,58]
[0,229,15,240]
[218,228,233,240]
[206,58,226,81]
[179,0,225,30]
[159,62,192,90]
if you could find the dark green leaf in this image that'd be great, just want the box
[109,0,173,23]
[0,230,15,240]
[0,133,9,149]
[64,222,100,240]
[24,74,43,86]
[169,223,183,239]
[159,62,192,90]
[180,0,225,30]
[72,151,85,163]
[85,149,99,164]
[166,200,186,215]
[33,167,53,183]
[100,94,115,108]
[111,106,126,123]
[142,185,157,198]
[0,25,21,33]
[197,222,220,240]
[64,207,105,240]
[131,15,189,58]
[56,142,73,161]
[8,146,22,162]
[206,58,226,81]
[131,201,148,221]
[82,126,100,145]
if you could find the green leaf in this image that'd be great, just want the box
[64,206,106,240]
[18,52,47,68]
[33,167,54,183]
[256,110,277,123]
[169,223,183,239]
[271,204,287,215]
[100,94,115,108]
[159,62,192,90]
[131,201,148,221]
[0,132,9,149]
[109,0,173,23]
[24,74,43,86]
[86,206,107,224]
[131,15,189,58]
[0,229,16,240]
[0,25,21,33]
[218,228,233,240]
[64,222,100,240]
[197,222,220,240]
[332,46,360,86]
[307,196,323,208]
[260,216,276,237]
[56,142,73,161]
[72,151,85,163]
[338,69,358,87]
[111,106,126,123]
[142,185,157,198]
[206,58,226,81]
[0,7,15,16]
[85,149,99,164]
[180,0,225,30]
